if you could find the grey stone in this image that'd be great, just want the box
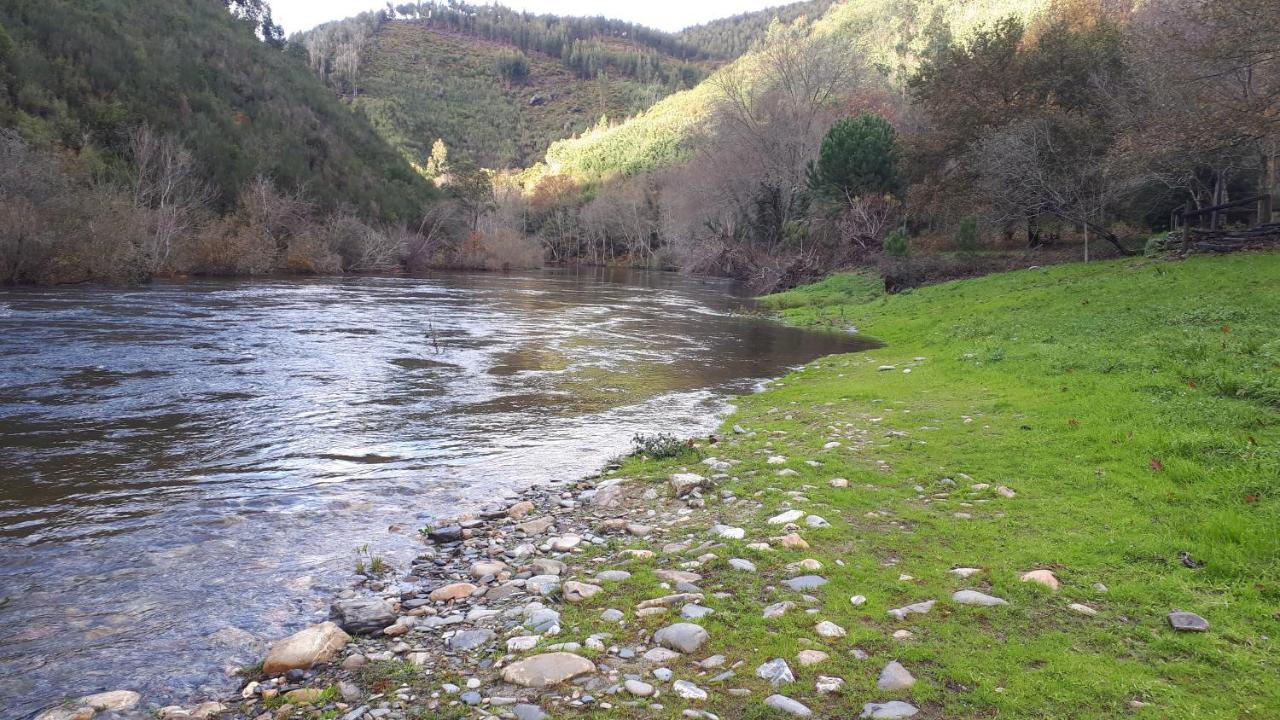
[448,629,495,652]
[763,601,796,619]
[681,604,715,619]
[428,525,463,543]
[625,679,655,697]
[329,598,396,635]
[888,600,936,620]
[876,661,915,690]
[526,607,561,632]
[654,622,710,653]
[952,590,1008,606]
[513,704,548,720]
[1168,611,1209,632]
[764,695,812,717]
[860,701,920,718]
[783,576,828,592]
[501,652,596,688]
[460,691,482,706]
[756,658,795,686]
[672,680,708,700]
[729,558,757,572]
[601,608,625,623]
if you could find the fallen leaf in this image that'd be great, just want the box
[1150,457,1164,472]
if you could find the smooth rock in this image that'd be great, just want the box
[1168,611,1209,632]
[764,695,812,717]
[952,590,1008,606]
[525,575,561,596]
[500,652,596,688]
[654,622,709,654]
[949,567,983,578]
[888,600,936,620]
[861,701,919,718]
[712,525,745,540]
[783,576,827,592]
[877,661,915,690]
[729,558,757,572]
[513,705,548,720]
[815,676,844,694]
[1068,603,1099,617]
[682,604,715,619]
[508,635,540,652]
[448,629,495,652]
[430,583,478,602]
[763,601,796,619]
[780,533,809,549]
[470,561,508,578]
[507,501,535,518]
[592,482,627,508]
[551,534,582,552]
[263,622,351,674]
[596,570,631,582]
[655,569,701,584]
[672,680,708,700]
[768,510,804,525]
[601,608,625,623]
[814,620,846,638]
[563,581,603,603]
[1020,569,1061,591]
[330,598,397,634]
[518,517,554,535]
[796,650,828,667]
[643,647,683,663]
[625,679,655,697]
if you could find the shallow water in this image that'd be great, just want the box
[0,268,870,718]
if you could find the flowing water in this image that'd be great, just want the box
[0,269,871,717]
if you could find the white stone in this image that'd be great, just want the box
[815,676,844,694]
[861,701,919,718]
[764,695,812,717]
[672,680,708,701]
[1069,603,1099,617]
[876,661,915,690]
[887,600,936,620]
[768,510,804,525]
[814,621,846,638]
[952,590,1008,606]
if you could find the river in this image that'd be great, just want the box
[0,268,870,718]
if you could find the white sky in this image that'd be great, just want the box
[271,0,795,34]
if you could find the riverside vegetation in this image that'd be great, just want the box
[53,251,1276,720]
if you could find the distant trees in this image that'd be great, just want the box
[495,50,530,85]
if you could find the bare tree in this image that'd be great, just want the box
[128,126,214,274]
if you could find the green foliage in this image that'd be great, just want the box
[954,216,980,252]
[759,269,884,308]
[807,113,900,201]
[494,49,530,84]
[631,433,695,459]
[0,0,432,220]
[678,0,837,58]
[883,229,911,257]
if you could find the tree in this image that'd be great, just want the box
[807,113,899,203]
[425,138,449,178]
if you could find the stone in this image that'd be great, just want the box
[430,582,478,602]
[850,595,867,606]
[448,629,495,652]
[952,590,1008,606]
[1021,569,1061,591]
[804,515,830,528]
[1069,603,1099,616]
[655,569,702,584]
[949,567,983,578]
[682,604,715,619]
[815,676,844,694]
[780,534,809,550]
[625,679,655,697]
[698,654,726,668]
[796,650,828,667]
[996,486,1017,498]
[654,622,710,653]
[330,598,396,634]
[470,561,508,578]
[507,500,535,518]
[861,701,920,718]
[513,705,548,720]
[551,534,582,551]
[829,478,849,487]
[428,525,463,543]
[877,661,915,690]
[670,473,706,497]
[756,658,795,686]
[262,622,351,674]
[768,510,805,525]
[340,654,367,670]
[643,647,683,663]
[729,558,757,572]
[563,581,603,603]
[601,608,625,623]
[764,695,812,717]
[592,482,627,508]
[337,681,361,702]
[1168,611,1209,632]
[525,575,561,596]
[285,688,326,704]
[78,691,141,713]
[501,652,596,688]
[767,455,788,464]
[654,667,674,681]
[460,691,482,706]
[888,600,936,620]
[763,601,796,619]
[525,607,562,632]
[672,680,708,700]
[713,524,745,540]
[596,570,631,582]
[784,576,827,592]
[508,635,540,652]
[814,621,846,638]
[518,517,554,535]
[35,707,93,720]
[530,558,567,576]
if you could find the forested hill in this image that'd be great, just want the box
[294,2,729,169]
[0,0,432,219]
[677,0,838,58]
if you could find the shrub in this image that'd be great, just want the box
[954,216,980,253]
[883,230,911,258]
[631,433,694,459]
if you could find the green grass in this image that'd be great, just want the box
[760,269,884,309]
[558,253,1278,718]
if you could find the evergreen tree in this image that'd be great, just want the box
[807,113,900,202]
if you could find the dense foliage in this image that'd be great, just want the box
[0,0,431,219]
[677,0,837,58]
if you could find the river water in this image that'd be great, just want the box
[0,269,869,718]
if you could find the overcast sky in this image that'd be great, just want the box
[271,0,794,34]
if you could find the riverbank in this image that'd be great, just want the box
[41,252,1277,720]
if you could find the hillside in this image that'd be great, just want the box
[542,0,1050,178]
[0,0,432,220]
[678,0,839,58]
[297,3,720,169]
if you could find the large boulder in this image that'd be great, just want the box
[330,598,397,634]
[668,473,705,497]
[500,652,596,688]
[262,621,351,674]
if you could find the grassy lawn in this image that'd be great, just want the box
[560,253,1278,719]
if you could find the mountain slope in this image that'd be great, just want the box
[0,0,432,220]
[297,4,717,169]
[542,0,1050,179]
[678,0,838,58]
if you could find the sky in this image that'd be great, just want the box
[271,0,793,35]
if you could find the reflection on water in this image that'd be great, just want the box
[0,268,872,718]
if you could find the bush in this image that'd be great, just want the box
[954,217,980,253]
[631,433,694,459]
[883,230,911,258]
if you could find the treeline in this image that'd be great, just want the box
[501,0,1280,291]
[0,0,431,219]
[564,40,705,87]
[677,0,837,59]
